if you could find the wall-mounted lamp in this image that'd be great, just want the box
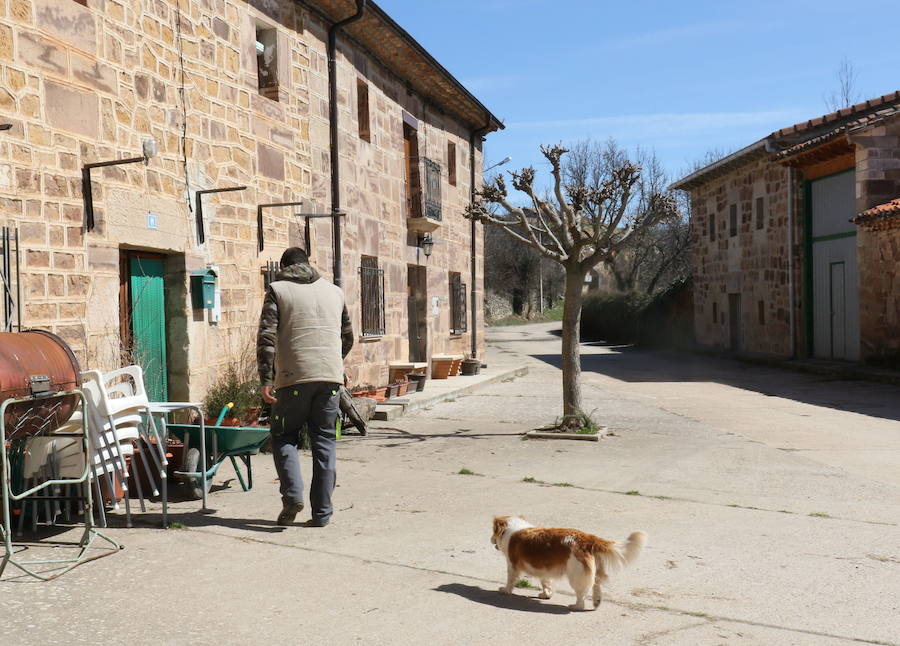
[419,232,434,257]
[82,138,159,231]
[195,186,247,245]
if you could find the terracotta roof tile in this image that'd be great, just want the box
[771,90,900,138]
[854,198,900,225]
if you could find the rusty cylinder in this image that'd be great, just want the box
[0,330,82,439]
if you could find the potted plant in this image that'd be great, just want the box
[461,355,481,376]
[203,364,261,426]
[408,372,427,392]
[386,382,400,399]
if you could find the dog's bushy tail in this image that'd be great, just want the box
[596,531,646,573]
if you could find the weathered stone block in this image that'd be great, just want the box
[258,143,284,180]
[17,31,67,76]
[45,81,99,139]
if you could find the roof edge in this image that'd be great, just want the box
[670,139,769,191]
[363,1,504,133]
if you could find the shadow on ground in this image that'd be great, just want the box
[528,336,900,423]
[434,582,571,614]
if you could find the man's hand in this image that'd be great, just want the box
[262,385,278,404]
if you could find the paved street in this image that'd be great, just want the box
[2,322,899,645]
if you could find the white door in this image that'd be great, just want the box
[829,262,846,359]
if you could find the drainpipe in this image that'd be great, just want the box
[469,119,492,360]
[327,0,367,286]
[786,167,797,358]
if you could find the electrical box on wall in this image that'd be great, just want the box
[190,268,217,309]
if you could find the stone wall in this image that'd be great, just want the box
[303,10,484,387]
[852,116,900,213]
[856,217,900,359]
[0,0,486,399]
[688,157,799,356]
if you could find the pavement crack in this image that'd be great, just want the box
[179,525,898,646]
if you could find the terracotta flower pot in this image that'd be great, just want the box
[396,380,409,396]
[371,387,387,402]
[432,360,453,379]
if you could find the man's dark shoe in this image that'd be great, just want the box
[305,517,330,527]
[276,502,305,526]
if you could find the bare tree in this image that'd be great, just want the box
[466,143,677,428]
[574,142,690,294]
[824,57,861,112]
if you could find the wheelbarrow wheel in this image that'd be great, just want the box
[183,448,212,500]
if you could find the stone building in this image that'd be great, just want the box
[671,91,900,362]
[0,0,502,401]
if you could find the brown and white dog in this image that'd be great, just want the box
[491,516,646,610]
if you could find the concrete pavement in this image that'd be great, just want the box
[2,322,899,645]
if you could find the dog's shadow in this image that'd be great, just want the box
[434,583,572,614]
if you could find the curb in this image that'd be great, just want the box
[372,365,529,420]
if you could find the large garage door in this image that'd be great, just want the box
[809,171,859,360]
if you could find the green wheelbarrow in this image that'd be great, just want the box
[167,415,269,500]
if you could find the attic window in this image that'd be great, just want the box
[256,28,278,101]
[357,79,370,142]
[447,141,457,186]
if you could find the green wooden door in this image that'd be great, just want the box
[129,256,167,401]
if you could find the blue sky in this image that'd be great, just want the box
[377,0,900,186]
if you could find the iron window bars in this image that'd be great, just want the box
[424,158,442,222]
[450,273,467,334]
[359,257,385,337]
[1,226,22,332]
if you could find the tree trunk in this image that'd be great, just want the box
[561,266,587,428]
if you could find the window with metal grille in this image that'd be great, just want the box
[449,272,467,334]
[403,123,422,219]
[729,204,737,237]
[447,141,457,186]
[357,78,370,142]
[359,256,385,337]
[424,158,442,221]
[755,196,765,230]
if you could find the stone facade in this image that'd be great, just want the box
[0,0,497,400]
[677,101,900,362]
[687,156,799,356]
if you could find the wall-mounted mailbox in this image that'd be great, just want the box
[190,268,217,309]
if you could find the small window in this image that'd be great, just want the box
[712,302,718,323]
[729,204,737,237]
[73,0,88,5]
[709,213,716,242]
[256,28,278,101]
[359,256,385,337]
[758,300,765,325]
[755,196,765,230]
[450,272,467,334]
[447,141,457,186]
[357,79,370,142]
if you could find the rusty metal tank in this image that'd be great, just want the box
[0,330,82,439]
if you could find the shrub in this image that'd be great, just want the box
[636,278,695,348]
[203,364,261,423]
[580,291,649,343]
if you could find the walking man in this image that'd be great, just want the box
[257,247,354,527]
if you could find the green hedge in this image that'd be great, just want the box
[580,291,649,344]
[580,280,695,347]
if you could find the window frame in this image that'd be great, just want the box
[255,27,279,101]
[729,204,738,237]
[357,78,370,143]
[447,141,457,186]
[449,272,467,335]
[755,196,765,230]
[359,255,385,338]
